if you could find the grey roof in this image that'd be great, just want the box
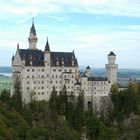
[108,51,116,56]
[88,77,107,81]
[45,38,50,51]
[51,52,78,67]
[19,49,44,66]
[18,49,78,67]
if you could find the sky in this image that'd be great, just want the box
[0,0,140,68]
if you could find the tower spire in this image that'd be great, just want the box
[28,18,38,49]
[44,37,50,52]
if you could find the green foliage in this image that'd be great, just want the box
[86,115,117,140]
[11,77,22,112]
[49,86,58,123]
[0,89,10,104]
[1,83,140,139]
[57,85,68,116]
[74,91,85,132]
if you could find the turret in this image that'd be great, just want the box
[85,66,92,77]
[44,37,50,65]
[28,19,38,49]
[105,51,118,85]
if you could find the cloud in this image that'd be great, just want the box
[0,0,140,20]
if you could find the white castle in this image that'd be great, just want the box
[12,21,118,109]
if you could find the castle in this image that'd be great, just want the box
[12,21,118,109]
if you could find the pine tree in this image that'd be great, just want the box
[74,90,85,132]
[11,77,22,112]
[57,85,68,117]
[49,86,58,122]
[67,92,76,128]
[0,89,10,104]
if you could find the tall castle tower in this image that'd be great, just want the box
[105,51,118,85]
[28,19,38,49]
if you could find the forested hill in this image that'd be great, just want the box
[1,79,140,139]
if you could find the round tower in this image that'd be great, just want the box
[28,19,38,49]
[105,51,118,85]
[85,66,92,77]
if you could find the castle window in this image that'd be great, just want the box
[53,69,56,72]
[38,92,40,95]
[42,92,44,95]
[42,81,44,84]
[42,87,44,89]
[69,69,72,72]
[59,69,61,72]
[72,75,74,78]
[56,81,57,83]
[59,75,61,78]
[27,69,30,72]
[52,75,54,78]
[56,75,57,78]
[32,75,34,78]
[59,81,61,83]
[34,81,36,84]
[42,69,44,72]
[27,75,29,78]
[27,81,30,84]
[32,69,34,72]
[27,87,29,90]
[42,76,44,78]
[64,69,67,72]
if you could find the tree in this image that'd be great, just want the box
[67,92,76,128]
[49,87,58,123]
[74,90,85,132]
[57,85,68,117]
[0,89,10,104]
[11,77,22,112]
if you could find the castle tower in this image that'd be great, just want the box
[28,19,38,49]
[44,37,50,65]
[85,66,92,77]
[44,37,51,96]
[105,51,118,85]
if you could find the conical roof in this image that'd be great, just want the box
[45,37,50,51]
[30,20,36,36]
[108,51,116,56]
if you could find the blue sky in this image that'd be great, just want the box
[0,0,140,68]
